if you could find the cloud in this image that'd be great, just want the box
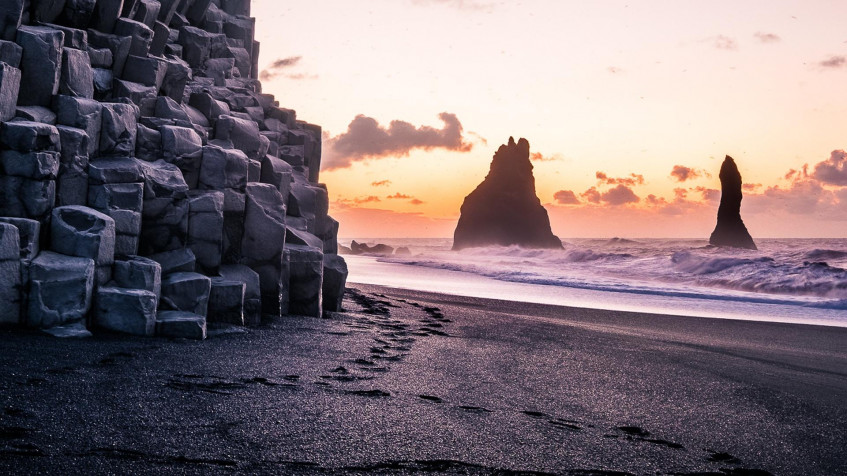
[742,183,762,192]
[553,190,580,205]
[322,112,474,169]
[819,56,847,69]
[410,198,424,205]
[259,56,315,81]
[607,66,623,74]
[709,35,738,50]
[811,149,847,185]
[754,32,781,43]
[410,0,494,12]
[694,186,721,202]
[596,171,645,186]
[387,193,412,199]
[601,184,640,205]
[581,187,601,204]
[530,152,564,162]
[670,165,709,182]
[336,196,381,207]
[371,180,392,187]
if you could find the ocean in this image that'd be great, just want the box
[341,238,847,327]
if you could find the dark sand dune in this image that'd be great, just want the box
[0,284,845,475]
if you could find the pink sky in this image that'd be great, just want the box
[253,0,847,238]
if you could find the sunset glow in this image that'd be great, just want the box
[253,0,847,238]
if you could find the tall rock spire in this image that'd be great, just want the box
[709,155,757,250]
[452,137,562,250]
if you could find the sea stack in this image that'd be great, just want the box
[453,137,562,250]
[709,155,757,250]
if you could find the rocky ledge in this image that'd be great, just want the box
[0,0,347,340]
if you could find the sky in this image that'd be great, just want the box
[251,0,847,238]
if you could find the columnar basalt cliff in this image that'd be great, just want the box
[453,137,562,250]
[0,0,347,339]
[709,155,757,250]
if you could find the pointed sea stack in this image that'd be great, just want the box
[453,137,562,250]
[709,155,757,250]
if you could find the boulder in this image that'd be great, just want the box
[0,223,21,324]
[87,157,143,184]
[59,46,94,98]
[0,120,60,152]
[113,255,161,298]
[322,254,347,313]
[287,244,323,318]
[94,286,157,336]
[160,271,211,317]
[187,191,223,273]
[241,184,286,315]
[178,26,214,68]
[90,0,123,33]
[155,310,206,340]
[208,278,244,325]
[709,156,757,250]
[0,39,23,67]
[0,0,24,42]
[215,114,262,159]
[0,150,60,179]
[453,137,563,250]
[260,154,292,198]
[0,176,56,220]
[0,62,21,122]
[199,144,248,191]
[219,264,260,326]
[86,29,130,75]
[15,26,63,106]
[50,205,116,284]
[54,95,102,156]
[59,0,97,29]
[99,102,139,157]
[113,18,152,57]
[26,251,95,328]
[160,125,203,188]
[14,105,57,124]
[55,125,89,206]
[148,248,195,275]
[0,217,39,259]
[122,54,167,89]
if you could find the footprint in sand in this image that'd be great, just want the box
[521,410,546,418]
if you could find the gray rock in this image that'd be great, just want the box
[0,150,60,179]
[322,254,347,313]
[113,255,161,297]
[215,114,262,159]
[50,205,116,284]
[100,102,139,156]
[15,106,56,125]
[178,26,214,69]
[54,95,102,156]
[278,144,305,167]
[86,45,111,68]
[287,244,323,318]
[161,55,190,102]
[15,26,63,106]
[155,310,206,340]
[185,0,212,25]
[41,23,87,49]
[260,154,293,198]
[199,144,248,191]
[0,217,39,259]
[59,0,97,29]
[155,96,191,122]
[0,62,21,122]
[240,184,286,314]
[92,67,112,98]
[94,286,157,336]
[0,0,24,42]
[0,39,23,67]
[140,196,189,255]
[157,0,180,24]
[286,227,323,250]
[287,180,318,220]
[90,0,123,33]
[112,79,157,111]
[218,264,260,326]
[86,29,130,75]
[188,191,223,273]
[208,278,244,325]
[134,123,161,162]
[319,216,340,254]
[188,92,230,125]
[149,21,169,57]
[148,247,195,275]
[160,125,203,188]
[160,271,211,317]
[0,176,56,220]
[88,157,143,184]
[122,54,167,89]
[26,251,95,328]
[132,0,160,27]
[0,120,60,152]
[137,159,189,199]
[0,223,21,325]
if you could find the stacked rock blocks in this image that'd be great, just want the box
[0,0,348,340]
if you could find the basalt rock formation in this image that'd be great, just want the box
[453,137,562,250]
[709,155,757,250]
[0,0,346,339]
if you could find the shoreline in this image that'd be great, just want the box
[1,284,845,474]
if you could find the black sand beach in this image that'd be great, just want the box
[0,284,845,475]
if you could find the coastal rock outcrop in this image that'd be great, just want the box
[453,137,562,250]
[0,0,346,339]
[709,155,757,250]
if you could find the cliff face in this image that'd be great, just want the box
[709,155,757,250]
[0,0,346,339]
[453,137,562,250]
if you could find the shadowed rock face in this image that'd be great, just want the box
[709,155,757,250]
[453,137,562,250]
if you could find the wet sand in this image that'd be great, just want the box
[0,283,845,475]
